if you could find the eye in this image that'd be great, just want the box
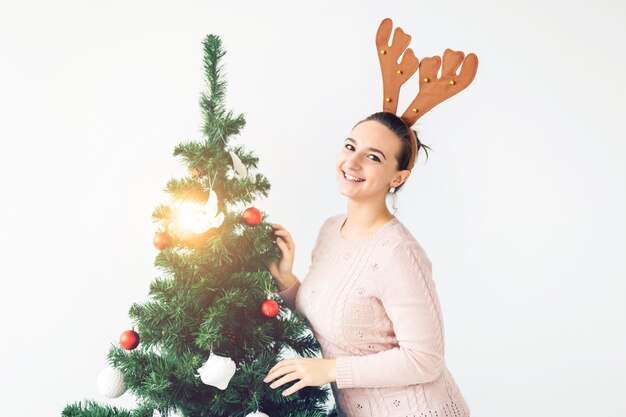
[344,144,381,162]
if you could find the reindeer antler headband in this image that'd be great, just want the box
[375,17,479,170]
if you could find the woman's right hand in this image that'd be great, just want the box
[268,223,297,289]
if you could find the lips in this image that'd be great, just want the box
[342,170,365,182]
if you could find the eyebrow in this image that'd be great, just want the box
[345,137,387,160]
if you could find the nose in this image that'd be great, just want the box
[343,152,362,171]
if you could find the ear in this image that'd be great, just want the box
[392,169,411,187]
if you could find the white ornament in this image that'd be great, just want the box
[193,188,225,233]
[196,352,236,390]
[229,151,257,183]
[170,188,224,235]
[97,364,127,398]
[245,411,270,417]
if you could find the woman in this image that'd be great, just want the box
[263,111,471,417]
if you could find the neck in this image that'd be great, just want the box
[343,199,395,235]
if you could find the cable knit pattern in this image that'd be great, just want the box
[277,213,470,417]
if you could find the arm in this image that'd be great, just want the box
[276,275,301,311]
[275,216,332,311]
[335,241,445,388]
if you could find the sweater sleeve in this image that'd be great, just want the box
[335,241,445,388]
[276,216,333,311]
[276,279,300,311]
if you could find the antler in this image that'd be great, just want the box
[376,18,419,115]
[401,48,479,125]
[376,18,479,126]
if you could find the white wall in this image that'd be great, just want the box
[1,0,624,416]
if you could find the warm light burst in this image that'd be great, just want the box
[170,189,224,236]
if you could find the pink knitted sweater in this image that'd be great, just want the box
[277,213,470,417]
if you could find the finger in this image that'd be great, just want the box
[265,364,297,383]
[266,362,281,378]
[274,230,290,240]
[265,359,299,380]
[267,359,297,375]
[269,370,300,389]
[274,230,294,243]
[275,239,294,259]
[271,224,295,250]
[273,229,292,241]
[275,237,288,252]
[282,380,307,397]
[274,233,294,251]
[265,366,296,384]
[270,223,283,229]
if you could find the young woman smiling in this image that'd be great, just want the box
[264,111,470,417]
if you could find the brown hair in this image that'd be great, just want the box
[353,111,431,193]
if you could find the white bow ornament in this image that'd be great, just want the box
[196,352,236,390]
[229,151,257,183]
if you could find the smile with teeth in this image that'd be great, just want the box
[343,170,365,182]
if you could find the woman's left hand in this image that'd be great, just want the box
[263,358,336,396]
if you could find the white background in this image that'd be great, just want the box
[1,0,625,416]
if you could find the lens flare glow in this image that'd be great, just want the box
[170,189,224,236]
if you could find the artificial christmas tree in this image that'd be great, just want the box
[62,34,335,417]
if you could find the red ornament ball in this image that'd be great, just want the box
[261,299,280,318]
[153,231,171,250]
[242,207,263,226]
[119,329,140,350]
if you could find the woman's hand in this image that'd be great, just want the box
[268,223,296,288]
[263,358,337,396]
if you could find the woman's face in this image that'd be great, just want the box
[335,120,409,202]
